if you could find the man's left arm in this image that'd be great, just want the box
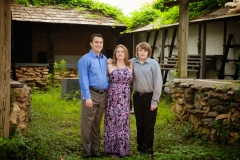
[151,61,163,110]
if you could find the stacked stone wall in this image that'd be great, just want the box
[171,78,240,143]
[14,67,78,89]
[54,68,78,87]
[10,82,32,134]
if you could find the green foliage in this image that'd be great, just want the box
[14,0,231,32]
[64,89,81,101]
[48,59,67,86]
[126,0,230,31]
[2,87,240,159]
[152,0,170,12]
[173,62,180,78]
[84,14,100,19]
[214,120,237,145]
[124,5,161,31]
[54,59,67,78]
[152,6,179,29]
[176,122,195,138]
[14,0,125,25]
[15,0,28,5]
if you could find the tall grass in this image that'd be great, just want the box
[1,87,240,160]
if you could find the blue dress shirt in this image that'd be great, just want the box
[78,50,109,100]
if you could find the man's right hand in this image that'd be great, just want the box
[85,99,93,108]
[107,58,113,64]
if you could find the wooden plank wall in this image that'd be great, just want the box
[0,0,11,139]
[32,25,120,62]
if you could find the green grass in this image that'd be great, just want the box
[1,87,240,160]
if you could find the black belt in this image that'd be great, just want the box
[135,91,153,96]
[90,87,106,94]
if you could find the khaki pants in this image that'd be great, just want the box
[81,90,106,157]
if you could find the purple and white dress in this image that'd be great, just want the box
[104,67,132,156]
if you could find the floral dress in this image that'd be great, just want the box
[104,67,132,156]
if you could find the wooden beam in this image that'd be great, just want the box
[0,0,11,139]
[178,0,189,78]
[200,23,206,79]
[164,0,203,6]
[151,30,159,58]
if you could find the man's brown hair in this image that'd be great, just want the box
[90,33,104,42]
[135,42,152,57]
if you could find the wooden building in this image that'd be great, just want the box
[131,8,240,92]
[11,4,132,69]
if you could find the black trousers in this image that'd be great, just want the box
[133,92,158,154]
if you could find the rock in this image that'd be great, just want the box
[206,111,219,117]
[179,83,190,88]
[191,85,202,91]
[174,87,185,93]
[201,118,215,126]
[215,87,231,93]
[184,101,195,109]
[207,99,227,106]
[176,103,183,115]
[170,105,176,114]
[209,92,232,100]
[189,109,205,114]
[202,128,210,135]
[184,93,194,100]
[215,113,229,120]
[213,105,229,113]
[175,92,184,98]
[176,98,184,105]
[185,88,195,94]
[227,91,234,96]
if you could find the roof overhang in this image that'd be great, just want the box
[131,8,240,33]
[11,4,125,27]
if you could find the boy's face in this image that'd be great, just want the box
[137,48,148,60]
[90,36,103,54]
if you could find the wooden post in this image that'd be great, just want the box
[200,23,206,79]
[178,0,189,78]
[0,0,11,139]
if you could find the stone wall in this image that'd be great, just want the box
[10,81,32,134]
[15,66,49,90]
[14,67,78,89]
[171,78,240,143]
[54,68,78,87]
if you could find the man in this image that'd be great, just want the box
[78,34,109,158]
[132,42,162,159]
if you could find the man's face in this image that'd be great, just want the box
[90,36,103,54]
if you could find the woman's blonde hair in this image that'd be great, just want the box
[135,42,152,58]
[112,44,131,67]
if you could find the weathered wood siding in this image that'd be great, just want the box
[31,24,120,63]
[0,0,11,138]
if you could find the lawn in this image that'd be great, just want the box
[1,87,240,160]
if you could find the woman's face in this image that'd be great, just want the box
[137,48,148,61]
[116,47,125,60]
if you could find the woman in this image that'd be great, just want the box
[104,44,133,158]
[132,42,162,159]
